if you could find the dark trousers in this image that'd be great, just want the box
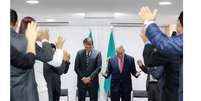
[78,87,98,101]
[47,86,60,101]
[47,79,61,101]
[111,90,131,101]
[53,89,60,101]
[147,82,160,101]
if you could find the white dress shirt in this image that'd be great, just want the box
[47,48,63,67]
[34,40,63,101]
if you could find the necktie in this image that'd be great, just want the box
[86,52,90,67]
[119,58,124,73]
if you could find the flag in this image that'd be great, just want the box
[104,31,116,94]
[88,30,93,41]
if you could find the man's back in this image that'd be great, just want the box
[10,30,39,101]
[143,44,180,101]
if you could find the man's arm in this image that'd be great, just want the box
[47,49,63,67]
[145,22,183,55]
[130,57,139,78]
[36,41,53,62]
[143,44,169,67]
[74,52,84,79]
[53,60,70,75]
[138,7,183,55]
[63,61,70,74]
[90,52,102,80]
[48,36,65,67]
[137,60,148,74]
[103,58,113,79]
[11,45,35,69]
[149,66,164,80]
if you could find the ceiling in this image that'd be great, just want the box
[11,0,183,26]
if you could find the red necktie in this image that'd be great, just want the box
[120,58,124,73]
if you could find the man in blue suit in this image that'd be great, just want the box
[139,6,183,101]
[102,46,141,101]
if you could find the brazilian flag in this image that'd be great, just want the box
[104,31,116,95]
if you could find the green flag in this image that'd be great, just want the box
[104,31,116,94]
[88,30,93,41]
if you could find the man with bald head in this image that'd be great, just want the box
[102,46,141,101]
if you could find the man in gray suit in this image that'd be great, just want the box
[74,37,102,101]
[10,9,53,101]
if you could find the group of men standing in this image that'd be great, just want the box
[10,6,183,101]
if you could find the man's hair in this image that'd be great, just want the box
[171,31,177,37]
[19,16,35,34]
[116,45,125,52]
[178,11,183,27]
[10,9,18,26]
[83,37,93,45]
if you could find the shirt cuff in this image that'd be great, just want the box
[55,49,63,54]
[144,20,155,30]
[47,49,64,67]
[41,39,49,43]
[145,40,151,45]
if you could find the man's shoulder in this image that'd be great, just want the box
[77,49,85,54]
[92,49,101,54]
[144,44,157,51]
[125,54,134,60]
[108,55,117,61]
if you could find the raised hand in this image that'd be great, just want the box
[37,29,49,41]
[63,50,71,61]
[55,36,64,49]
[139,6,158,22]
[25,21,38,54]
[25,21,38,43]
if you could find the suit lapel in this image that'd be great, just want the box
[122,55,127,73]
[83,50,87,67]
[89,50,94,61]
[114,56,120,74]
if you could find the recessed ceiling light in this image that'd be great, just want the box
[26,0,40,4]
[159,1,172,5]
[114,12,126,17]
[74,13,86,17]
[46,19,55,22]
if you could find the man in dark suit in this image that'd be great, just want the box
[139,31,180,101]
[139,7,183,101]
[44,43,71,101]
[74,37,102,101]
[143,44,180,101]
[11,45,35,69]
[10,9,53,101]
[102,46,140,101]
[11,21,38,69]
[137,58,164,101]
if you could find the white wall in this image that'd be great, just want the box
[42,26,149,101]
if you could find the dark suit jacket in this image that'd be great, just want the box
[143,44,180,101]
[74,49,102,89]
[44,58,70,101]
[105,54,138,93]
[11,45,35,69]
[10,29,53,101]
